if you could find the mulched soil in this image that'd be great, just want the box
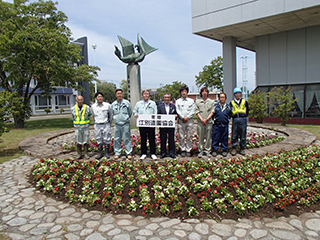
[28,160,320,221]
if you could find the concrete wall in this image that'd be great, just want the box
[192,0,320,33]
[256,25,320,86]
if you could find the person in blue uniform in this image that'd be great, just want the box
[211,93,231,157]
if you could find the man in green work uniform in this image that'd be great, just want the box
[71,95,92,159]
[195,87,214,157]
[111,89,133,160]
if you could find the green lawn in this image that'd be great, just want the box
[286,124,320,140]
[265,123,320,140]
[0,118,74,164]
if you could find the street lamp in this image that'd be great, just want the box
[92,44,97,98]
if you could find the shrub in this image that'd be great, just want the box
[60,108,65,114]
[267,86,297,126]
[248,90,267,123]
[44,108,51,114]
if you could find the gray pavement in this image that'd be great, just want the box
[0,123,319,239]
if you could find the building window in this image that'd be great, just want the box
[34,95,51,109]
[305,84,320,119]
[290,85,304,118]
[39,96,47,106]
[58,95,67,105]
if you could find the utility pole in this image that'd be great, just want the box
[240,56,249,100]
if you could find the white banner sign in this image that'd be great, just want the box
[137,114,175,128]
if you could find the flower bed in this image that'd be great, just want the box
[31,145,320,220]
[62,131,285,155]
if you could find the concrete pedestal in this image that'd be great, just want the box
[127,63,141,126]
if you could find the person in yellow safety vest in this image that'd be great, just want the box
[71,95,92,159]
[230,87,249,156]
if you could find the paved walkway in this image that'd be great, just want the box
[0,124,319,239]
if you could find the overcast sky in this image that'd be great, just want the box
[15,0,257,92]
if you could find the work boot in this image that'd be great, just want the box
[96,144,103,160]
[231,148,237,156]
[84,144,89,159]
[104,144,110,159]
[76,144,82,159]
[222,151,227,157]
[239,149,246,156]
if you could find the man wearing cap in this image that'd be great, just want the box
[71,95,92,159]
[195,87,214,158]
[230,87,249,156]
[176,85,195,157]
[133,89,158,160]
[211,92,232,157]
[91,92,113,160]
[111,89,133,160]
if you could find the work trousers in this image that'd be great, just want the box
[231,117,247,149]
[177,119,194,152]
[139,127,156,155]
[114,123,132,155]
[160,128,175,156]
[74,125,90,145]
[212,123,229,151]
[197,122,213,153]
[94,123,111,145]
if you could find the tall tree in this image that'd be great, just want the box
[119,79,128,100]
[195,56,223,91]
[98,82,117,104]
[157,81,186,101]
[0,0,99,128]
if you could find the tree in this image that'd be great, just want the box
[0,91,24,139]
[157,81,187,101]
[97,82,117,103]
[195,56,223,91]
[0,0,99,128]
[119,79,128,100]
[248,90,267,123]
[268,86,297,126]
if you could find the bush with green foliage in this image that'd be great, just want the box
[268,86,297,126]
[0,91,24,138]
[248,90,267,123]
[60,108,65,114]
[44,108,51,114]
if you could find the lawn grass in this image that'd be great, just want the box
[286,124,320,140]
[265,123,320,140]
[0,118,74,164]
[0,117,137,164]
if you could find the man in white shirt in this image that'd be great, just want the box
[91,92,113,160]
[176,85,195,157]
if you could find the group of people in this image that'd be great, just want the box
[71,85,249,160]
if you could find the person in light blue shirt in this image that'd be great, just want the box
[111,89,132,160]
[133,89,157,160]
[176,85,195,157]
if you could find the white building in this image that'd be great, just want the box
[192,0,320,120]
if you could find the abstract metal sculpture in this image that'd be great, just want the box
[114,34,158,126]
[114,33,158,64]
